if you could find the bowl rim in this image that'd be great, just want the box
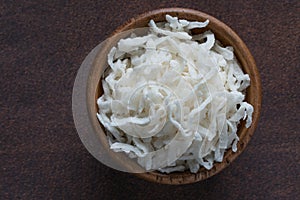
[85,7,262,185]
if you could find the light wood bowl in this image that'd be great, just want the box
[83,8,262,185]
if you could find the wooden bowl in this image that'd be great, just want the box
[77,8,262,185]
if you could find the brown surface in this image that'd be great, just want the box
[1,0,299,199]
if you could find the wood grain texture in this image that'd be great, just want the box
[1,0,299,199]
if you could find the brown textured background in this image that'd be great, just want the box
[1,0,299,199]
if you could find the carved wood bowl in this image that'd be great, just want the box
[73,8,262,185]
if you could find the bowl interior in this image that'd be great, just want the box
[87,8,262,184]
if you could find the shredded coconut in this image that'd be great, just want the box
[97,15,254,173]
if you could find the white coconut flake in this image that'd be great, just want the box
[97,15,254,173]
[187,19,210,29]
